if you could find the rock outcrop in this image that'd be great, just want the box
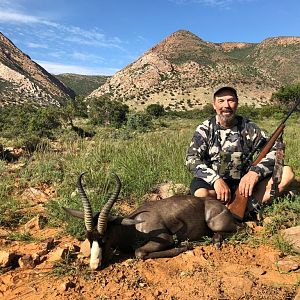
[0,32,75,107]
[87,30,300,110]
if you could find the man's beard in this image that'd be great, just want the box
[219,109,236,125]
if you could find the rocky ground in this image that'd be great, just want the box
[0,157,300,300]
[0,227,299,300]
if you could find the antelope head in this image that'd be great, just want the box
[63,172,121,270]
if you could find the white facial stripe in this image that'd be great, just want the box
[90,241,102,270]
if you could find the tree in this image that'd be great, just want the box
[272,83,300,106]
[126,111,152,131]
[88,94,129,127]
[146,104,165,118]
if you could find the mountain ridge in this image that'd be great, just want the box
[0,32,75,107]
[88,30,299,110]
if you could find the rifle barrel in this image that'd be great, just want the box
[281,97,300,124]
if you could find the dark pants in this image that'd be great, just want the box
[190,177,240,197]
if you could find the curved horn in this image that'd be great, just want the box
[77,172,93,231]
[97,172,121,235]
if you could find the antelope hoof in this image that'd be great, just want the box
[212,233,223,249]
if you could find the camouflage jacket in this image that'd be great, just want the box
[186,115,276,185]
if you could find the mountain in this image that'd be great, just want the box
[0,32,75,107]
[55,73,110,97]
[88,30,300,110]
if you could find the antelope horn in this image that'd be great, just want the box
[97,172,121,235]
[77,172,93,231]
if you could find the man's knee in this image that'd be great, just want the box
[282,166,295,183]
[194,188,216,198]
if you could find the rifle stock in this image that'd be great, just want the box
[228,97,300,220]
[228,192,248,220]
[228,125,285,220]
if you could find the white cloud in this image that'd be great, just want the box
[0,6,124,50]
[168,0,252,7]
[71,52,104,62]
[27,42,48,49]
[36,60,119,76]
[0,11,42,23]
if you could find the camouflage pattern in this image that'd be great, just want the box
[186,115,276,185]
[269,138,285,200]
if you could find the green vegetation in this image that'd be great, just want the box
[0,94,299,254]
[146,104,165,118]
[228,195,300,255]
[55,74,110,97]
[272,82,300,105]
[88,94,129,128]
[7,231,36,242]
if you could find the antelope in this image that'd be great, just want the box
[63,173,238,270]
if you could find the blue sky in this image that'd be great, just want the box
[0,0,299,75]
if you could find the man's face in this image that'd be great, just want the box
[213,89,238,124]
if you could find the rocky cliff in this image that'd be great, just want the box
[0,32,75,107]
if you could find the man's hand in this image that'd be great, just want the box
[239,171,259,197]
[213,178,231,204]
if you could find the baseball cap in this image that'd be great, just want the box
[212,85,238,98]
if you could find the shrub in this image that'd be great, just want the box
[88,94,129,128]
[0,104,62,140]
[126,112,152,132]
[272,83,300,106]
[146,104,165,118]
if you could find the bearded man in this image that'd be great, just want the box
[186,85,294,210]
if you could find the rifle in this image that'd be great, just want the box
[228,97,300,220]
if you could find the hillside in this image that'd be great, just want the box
[55,73,110,97]
[0,32,75,107]
[88,30,300,110]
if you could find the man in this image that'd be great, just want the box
[186,85,294,208]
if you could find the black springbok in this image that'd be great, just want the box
[63,173,238,270]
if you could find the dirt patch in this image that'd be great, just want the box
[0,229,299,300]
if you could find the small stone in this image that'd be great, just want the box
[40,237,55,251]
[276,258,299,273]
[80,239,90,258]
[0,251,15,268]
[59,280,76,292]
[18,254,36,269]
[281,225,300,254]
[47,247,69,262]
[32,253,41,264]
[62,243,80,253]
[24,215,47,231]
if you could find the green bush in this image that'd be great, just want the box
[272,83,300,106]
[0,105,63,140]
[257,104,286,119]
[166,105,214,120]
[126,111,153,132]
[146,104,165,118]
[237,104,258,120]
[88,94,129,128]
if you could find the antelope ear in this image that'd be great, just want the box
[63,207,84,219]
